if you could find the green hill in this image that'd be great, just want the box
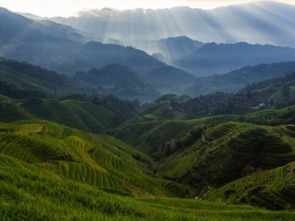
[205,160,295,210]
[187,61,295,96]
[1,120,295,220]
[156,122,295,196]
[0,120,191,197]
[2,155,295,220]
[145,66,196,95]
[72,63,159,102]
[242,105,295,125]
[239,72,295,107]
[0,60,68,99]
[114,115,237,155]
[139,94,196,121]
[0,60,142,133]
[0,95,137,133]
[0,8,165,75]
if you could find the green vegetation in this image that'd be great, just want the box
[0,61,64,99]
[73,63,159,102]
[0,120,191,197]
[1,57,295,219]
[2,8,295,219]
[0,95,137,133]
[240,72,295,105]
[206,161,295,210]
[2,156,295,220]
[154,122,295,200]
[243,105,295,125]
[139,94,193,120]
[187,61,295,96]
[114,115,237,154]
[1,122,295,220]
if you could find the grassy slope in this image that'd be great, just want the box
[0,60,70,99]
[240,72,295,101]
[0,120,191,197]
[114,115,237,154]
[205,125,295,209]
[0,96,136,133]
[243,105,295,125]
[21,98,114,132]
[0,64,53,98]
[205,161,295,210]
[186,61,295,96]
[139,95,195,121]
[156,122,295,204]
[1,150,295,220]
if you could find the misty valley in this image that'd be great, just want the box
[0,1,295,220]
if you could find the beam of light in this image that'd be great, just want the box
[208,3,295,46]
[0,0,295,17]
[251,2,295,45]
[72,1,295,49]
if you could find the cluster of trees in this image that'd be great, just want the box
[92,94,139,125]
[0,80,48,99]
[152,125,205,160]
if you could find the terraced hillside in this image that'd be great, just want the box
[139,94,199,121]
[205,160,295,210]
[114,115,237,155]
[0,120,191,197]
[2,155,295,221]
[156,122,295,199]
[243,105,295,125]
[0,95,137,132]
[0,60,68,99]
[240,72,295,103]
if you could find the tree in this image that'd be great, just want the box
[282,84,290,98]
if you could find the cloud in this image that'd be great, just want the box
[0,0,294,17]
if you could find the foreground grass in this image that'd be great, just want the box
[0,156,294,221]
[1,120,295,220]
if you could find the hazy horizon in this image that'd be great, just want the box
[0,0,295,17]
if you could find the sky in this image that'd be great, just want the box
[0,0,294,17]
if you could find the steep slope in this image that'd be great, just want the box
[0,60,68,98]
[1,156,293,221]
[157,122,295,195]
[0,8,165,74]
[155,36,204,63]
[73,63,159,101]
[239,72,295,104]
[176,43,295,75]
[50,2,295,48]
[243,105,295,125]
[113,115,237,155]
[145,66,197,95]
[187,61,295,96]
[0,95,137,133]
[0,120,191,197]
[206,160,295,210]
[0,60,142,132]
[0,59,160,102]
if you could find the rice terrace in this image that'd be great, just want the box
[1,0,295,220]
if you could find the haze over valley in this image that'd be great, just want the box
[1,1,295,220]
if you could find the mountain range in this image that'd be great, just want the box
[3,5,295,77]
[1,1,295,216]
[173,41,295,75]
[50,1,295,49]
[152,37,295,75]
[0,7,165,75]
[187,61,295,96]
